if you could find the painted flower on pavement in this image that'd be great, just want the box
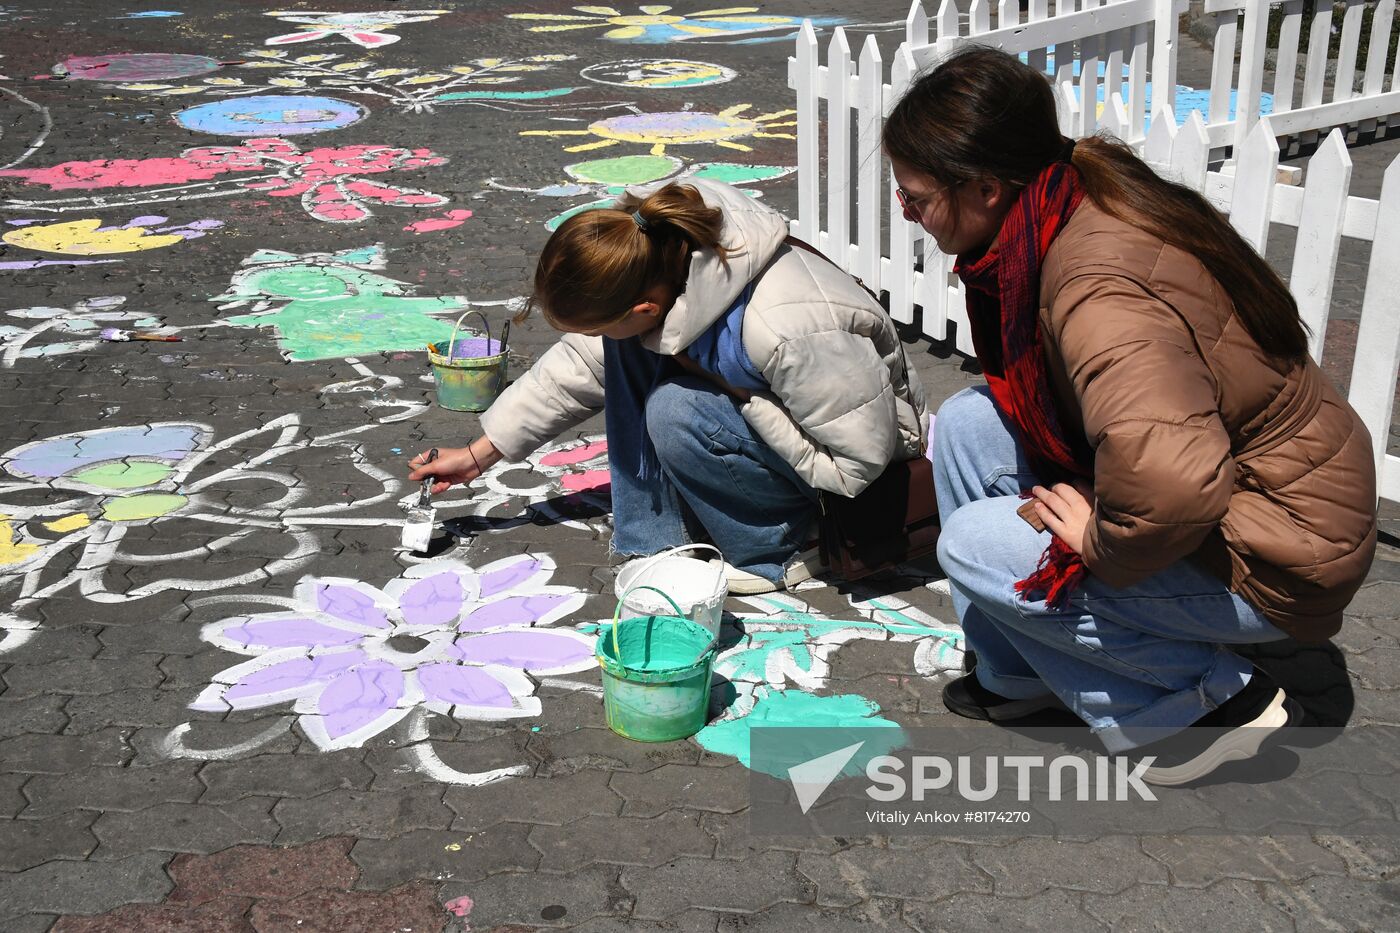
[192,557,593,750]
[0,416,396,609]
[264,10,450,48]
[491,152,793,230]
[507,5,844,44]
[0,137,449,225]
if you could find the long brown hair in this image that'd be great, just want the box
[524,183,728,331]
[882,46,1307,360]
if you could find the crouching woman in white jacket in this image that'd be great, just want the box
[407,180,927,594]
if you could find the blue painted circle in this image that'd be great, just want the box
[174,95,366,137]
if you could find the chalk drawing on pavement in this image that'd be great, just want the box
[264,10,451,47]
[489,153,793,229]
[159,556,590,784]
[0,296,162,366]
[521,103,796,155]
[58,53,220,82]
[579,58,734,88]
[507,5,847,44]
[174,95,366,136]
[0,137,450,225]
[2,216,223,255]
[212,243,471,361]
[0,415,400,618]
[114,51,619,116]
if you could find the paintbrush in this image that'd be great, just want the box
[99,328,182,343]
[401,447,438,552]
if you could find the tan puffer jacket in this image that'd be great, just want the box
[1041,200,1378,642]
[480,179,928,497]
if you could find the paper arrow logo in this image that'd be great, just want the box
[787,741,865,814]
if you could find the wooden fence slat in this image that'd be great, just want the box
[971,0,992,34]
[1334,0,1366,102]
[826,27,852,266]
[1229,117,1280,250]
[1362,0,1393,97]
[794,20,820,245]
[1079,0,1102,137]
[1347,155,1400,497]
[1289,130,1353,363]
[1129,21,1149,133]
[935,0,959,39]
[1054,0,1077,90]
[1172,108,1212,189]
[1233,0,1269,155]
[1209,9,1239,126]
[906,0,930,46]
[1302,2,1333,108]
[1152,0,1176,118]
[856,35,884,292]
[1028,0,1050,74]
[1143,101,1178,164]
[887,46,918,324]
[1273,0,1304,112]
[999,0,1019,29]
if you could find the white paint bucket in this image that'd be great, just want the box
[614,544,728,637]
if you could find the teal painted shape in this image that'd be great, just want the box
[686,162,794,185]
[545,197,613,232]
[434,87,578,102]
[695,689,905,776]
[216,254,468,362]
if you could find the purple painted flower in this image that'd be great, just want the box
[192,555,592,750]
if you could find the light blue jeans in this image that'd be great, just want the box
[604,339,817,582]
[932,386,1287,752]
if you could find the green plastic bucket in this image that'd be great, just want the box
[596,585,719,743]
[429,310,509,412]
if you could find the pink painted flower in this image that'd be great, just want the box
[1,138,450,225]
[192,556,592,750]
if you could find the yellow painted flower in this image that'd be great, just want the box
[521,104,796,155]
[507,4,800,42]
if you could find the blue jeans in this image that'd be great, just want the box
[604,339,818,582]
[932,386,1287,752]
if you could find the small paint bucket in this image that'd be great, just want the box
[615,544,727,638]
[428,310,509,412]
[596,585,718,743]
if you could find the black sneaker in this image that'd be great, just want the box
[1134,668,1301,787]
[942,670,1069,722]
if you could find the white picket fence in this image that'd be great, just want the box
[786,7,1400,503]
[1201,0,1400,151]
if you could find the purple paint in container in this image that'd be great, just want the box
[445,336,503,359]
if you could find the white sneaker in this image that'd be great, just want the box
[722,546,824,595]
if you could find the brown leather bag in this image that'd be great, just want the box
[818,456,940,581]
[782,236,941,581]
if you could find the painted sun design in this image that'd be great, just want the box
[507,4,797,41]
[521,104,795,155]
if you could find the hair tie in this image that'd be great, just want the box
[631,210,651,233]
[1061,137,1077,162]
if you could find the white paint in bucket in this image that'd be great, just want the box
[614,544,727,637]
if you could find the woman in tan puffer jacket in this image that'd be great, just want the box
[884,47,1377,786]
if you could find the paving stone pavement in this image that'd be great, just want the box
[1,2,1399,931]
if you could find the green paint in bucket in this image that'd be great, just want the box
[428,310,509,412]
[596,585,718,743]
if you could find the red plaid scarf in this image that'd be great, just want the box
[954,160,1093,608]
